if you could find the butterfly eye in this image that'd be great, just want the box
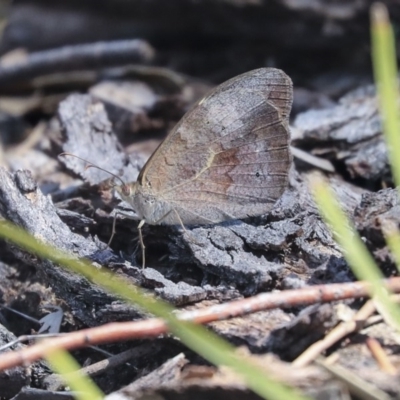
[255,172,261,178]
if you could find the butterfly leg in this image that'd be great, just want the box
[153,209,201,244]
[170,209,205,245]
[107,210,146,268]
[152,209,189,233]
[108,210,138,246]
[108,212,119,246]
[172,209,188,233]
[137,219,146,269]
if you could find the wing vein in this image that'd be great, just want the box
[193,110,282,152]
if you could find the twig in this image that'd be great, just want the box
[0,39,154,86]
[0,277,399,371]
[0,333,64,352]
[292,299,376,367]
[366,337,397,375]
[44,342,160,391]
[293,294,400,367]
[316,357,391,400]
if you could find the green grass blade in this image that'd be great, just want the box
[311,176,400,331]
[46,349,103,400]
[382,220,400,274]
[371,3,400,188]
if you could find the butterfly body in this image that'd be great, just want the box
[117,68,293,226]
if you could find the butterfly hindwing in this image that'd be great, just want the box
[137,68,292,224]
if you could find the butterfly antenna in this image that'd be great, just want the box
[58,152,126,187]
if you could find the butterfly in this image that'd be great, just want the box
[62,68,293,267]
[116,68,292,229]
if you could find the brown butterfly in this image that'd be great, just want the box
[62,68,293,267]
[116,68,292,230]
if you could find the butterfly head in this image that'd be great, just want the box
[114,182,138,206]
[58,152,139,204]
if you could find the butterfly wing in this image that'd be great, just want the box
[137,68,292,224]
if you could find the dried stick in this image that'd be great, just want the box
[0,277,400,371]
[0,39,154,86]
[292,299,376,367]
[293,294,400,367]
[316,357,391,400]
[366,337,397,375]
[44,342,160,391]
